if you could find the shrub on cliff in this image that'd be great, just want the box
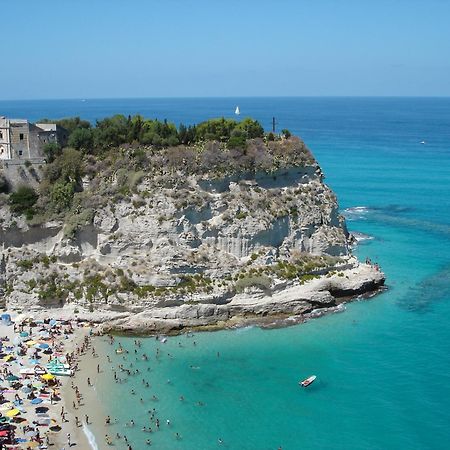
[9,185,38,219]
[0,174,10,194]
[43,143,62,163]
[44,148,83,184]
[236,118,264,138]
[68,128,94,153]
[235,274,272,293]
[196,118,237,142]
[49,181,76,212]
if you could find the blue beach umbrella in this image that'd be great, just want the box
[6,375,19,382]
[19,332,29,338]
[31,398,43,404]
[37,343,49,350]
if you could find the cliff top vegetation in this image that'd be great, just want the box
[3,115,315,224]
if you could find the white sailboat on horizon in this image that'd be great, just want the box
[235,106,240,115]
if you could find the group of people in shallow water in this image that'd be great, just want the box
[67,331,286,449]
[97,333,214,448]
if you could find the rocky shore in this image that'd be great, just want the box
[14,259,384,337]
[0,133,386,336]
[97,259,385,335]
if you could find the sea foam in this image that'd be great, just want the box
[83,423,99,450]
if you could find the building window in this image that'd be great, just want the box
[18,150,23,156]
[19,133,24,140]
[0,131,3,139]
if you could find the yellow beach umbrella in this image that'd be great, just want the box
[41,373,55,381]
[5,408,20,417]
[26,340,37,346]
[3,355,15,362]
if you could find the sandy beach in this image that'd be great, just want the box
[0,312,94,450]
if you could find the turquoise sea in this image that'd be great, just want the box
[2,97,450,449]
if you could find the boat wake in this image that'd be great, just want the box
[83,423,99,450]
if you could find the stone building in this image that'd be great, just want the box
[0,117,68,162]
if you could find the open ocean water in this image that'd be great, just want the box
[1,97,450,449]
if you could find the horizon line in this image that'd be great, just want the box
[1,95,450,102]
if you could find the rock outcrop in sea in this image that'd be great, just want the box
[0,133,385,333]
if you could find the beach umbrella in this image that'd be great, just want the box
[49,425,61,432]
[41,373,55,381]
[21,386,32,393]
[3,355,15,362]
[35,406,48,413]
[19,332,29,338]
[6,375,19,382]
[36,343,49,350]
[5,409,20,417]
[12,416,27,423]
[34,366,46,375]
[25,341,37,347]
[0,403,13,411]
[30,398,42,405]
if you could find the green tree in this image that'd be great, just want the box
[68,128,94,152]
[94,115,130,149]
[9,185,38,218]
[281,129,291,138]
[227,129,247,149]
[43,148,83,184]
[43,143,62,163]
[196,118,237,142]
[236,118,264,138]
[50,181,76,212]
[38,117,91,134]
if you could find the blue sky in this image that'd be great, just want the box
[3,0,450,99]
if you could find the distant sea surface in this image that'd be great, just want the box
[2,97,450,449]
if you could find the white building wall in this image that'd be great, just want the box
[0,118,12,160]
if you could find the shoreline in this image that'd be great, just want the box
[63,331,108,450]
[3,262,385,338]
[0,314,92,449]
[0,263,385,449]
[97,262,386,336]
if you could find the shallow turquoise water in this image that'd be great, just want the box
[4,98,450,449]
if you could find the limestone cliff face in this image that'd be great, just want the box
[0,148,384,330]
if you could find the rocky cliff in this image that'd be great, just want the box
[0,136,385,333]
